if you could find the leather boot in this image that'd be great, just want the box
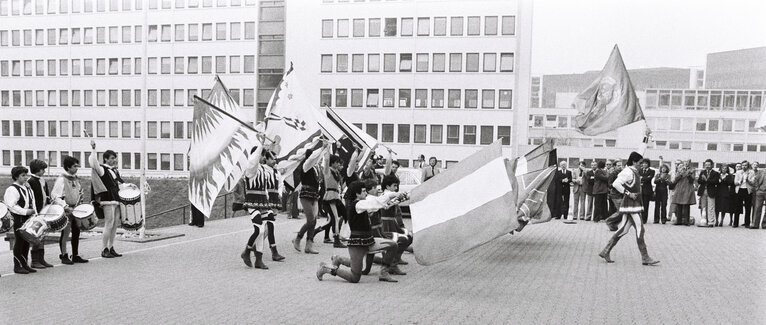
[240,247,253,267]
[39,249,53,267]
[270,246,285,262]
[599,235,620,263]
[292,237,302,252]
[60,254,74,265]
[333,234,347,248]
[316,261,336,281]
[304,240,319,254]
[31,249,46,269]
[637,237,660,266]
[331,254,351,268]
[378,267,398,282]
[388,264,407,275]
[253,251,269,269]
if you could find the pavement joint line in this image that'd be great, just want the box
[0,228,250,278]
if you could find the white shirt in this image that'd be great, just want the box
[612,166,638,194]
[3,184,36,215]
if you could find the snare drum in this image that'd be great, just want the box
[72,204,98,231]
[39,204,68,232]
[119,201,144,231]
[0,203,12,233]
[118,183,141,205]
[19,215,49,245]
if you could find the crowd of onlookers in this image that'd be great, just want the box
[552,158,766,229]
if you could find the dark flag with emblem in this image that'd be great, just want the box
[573,45,645,136]
[512,142,558,233]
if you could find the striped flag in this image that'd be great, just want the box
[409,140,517,266]
[188,77,255,217]
[573,45,645,136]
[324,106,378,173]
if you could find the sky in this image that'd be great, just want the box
[531,0,766,75]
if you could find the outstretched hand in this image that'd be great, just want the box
[90,140,96,149]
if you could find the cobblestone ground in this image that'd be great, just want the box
[1,212,764,324]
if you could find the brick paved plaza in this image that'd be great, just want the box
[1,213,764,324]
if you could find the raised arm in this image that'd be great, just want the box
[383,147,394,176]
[346,146,362,178]
[90,140,104,177]
[302,141,328,173]
[244,146,263,179]
[322,145,332,179]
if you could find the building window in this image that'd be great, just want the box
[321,19,333,38]
[384,18,397,36]
[382,124,394,142]
[499,90,512,109]
[337,19,349,38]
[365,124,378,140]
[368,18,380,37]
[215,56,226,73]
[480,126,493,145]
[382,53,396,72]
[416,17,430,36]
[467,16,480,35]
[173,153,184,171]
[398,124,410,143]
[466,53,479,72]
[335,89,347,107]
[368,54,380,72]
[382,89,394,107]
[431,89,444,108]
[463,125,476,144]
[352,54,364,72]
[401,18,413,36]
[399,53,412,72]
[449,53,462,72]
[501,16,515,35]
[414,89,427,108]
[202,23,212,40]
[398,89,411,107]
[321,55,332,72]
[432,53,445,72]
[448,89,461,108]
[216,22,226,40]
[482,89,495,109]
[366,89,379,107]
[353,19,364,37]
[500,53,514,72]
[414,124,426,143]
[320,89,331,107]
[336,54,348,72]
[430,125,443,144]
[497,126,511,145]
[485,16,498,35]
[465,89,478,108]
[160,121,170,138]
[415,53,429,72]
[351,89,363,107]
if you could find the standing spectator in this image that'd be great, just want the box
[670,160,696,226]
[668,159,682,224]
[552,161,572,220]
[592,161,609,222]
[572,161,586,220]
[607,159,623,216]
[583,161,597,221]
[734,161,752,228]
[751,162,766,229]
[638,158,655,224]
[715,164,736,227]
[421,156,441,182]
[653,159,670,224]
[697,159,720,227]
[414,154,426,169]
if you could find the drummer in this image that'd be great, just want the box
[89,140,124,259]
[52,156,89,265]
[4,166,38,274]
[28,159,54,269]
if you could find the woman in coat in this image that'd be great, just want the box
[715,164,736,227]
[669,160,696,226]
[653,163,671,224]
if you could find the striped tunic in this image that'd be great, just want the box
[614,166,643,213]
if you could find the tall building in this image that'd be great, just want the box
[705,46,766,89]
[0,0,285,176]
[285,0,533,168]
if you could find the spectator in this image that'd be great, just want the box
[414,154,426,169]
[670,160,696,226]
[751,162,766,229]
[421,157,441,182]
[607,159,623,216]
[572,161,586,220]
[552,161,572,220]
[638,158,655,224]
[592,161,609,222]
[715,164,735,227]
[668,159,682,224]
[734,161,753,228]
[583,161,597,221]
[697,159,720,227]
[653,159,670,224]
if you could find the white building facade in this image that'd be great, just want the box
[285,0,533,168]
[0,0,286,176]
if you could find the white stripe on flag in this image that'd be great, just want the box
[410,157,513,233]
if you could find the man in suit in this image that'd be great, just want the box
[572,161,586,220]
[638,159,655,224]
[697,159,720,227]
[583,161,597,221]
[552,161,572,219]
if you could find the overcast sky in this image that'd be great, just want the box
[531,0,766,75]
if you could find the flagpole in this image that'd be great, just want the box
[138,5,149,239]
[193,96,276,144]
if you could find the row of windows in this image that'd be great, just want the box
[320,52,514,73]
[0,88,259,107]
[529,114,765,134]
[0,0,259,16]
[1,149,188,172]
[645,89,764,112]
[321,15,515,38]
[319,88,513,109]
[0,55,260,77]
[353,123,512,146]
[528,137,766,153]
[0,22,260,47]
[0,119,512,147]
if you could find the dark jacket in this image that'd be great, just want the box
[554,169,572,194]
[697,169,720,197]
[639,167,655,197]
[27,176,50,213]
[593,169,609,195]
[583,169,595,195]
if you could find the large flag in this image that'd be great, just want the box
[409,140,518,265]
[188,77,255,217]
[325,106,378,173]
[515,139,556,176]
[514,166,557,232]
[573,45,645,136]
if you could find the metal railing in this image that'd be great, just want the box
[144,191,238,228]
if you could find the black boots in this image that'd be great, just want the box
[110,247,123,257]
[253,251,268,269]
[638,237,660,266]
[240,247,253,267]
[270,246,285,262]
[333,234,347,248]
[599,235,620,263]
[31,248,52,268]
[60,254,74,265]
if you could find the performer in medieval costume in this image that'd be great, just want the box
[314,149,347,248]
[53,156,89,264]
[599,151,660,266]
[239,146,286,269]
[90,140,124,259]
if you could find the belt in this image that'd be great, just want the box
[326,188,339,192]
[371,224,382,229]
[381,217,397,221]
[246,190,268,195]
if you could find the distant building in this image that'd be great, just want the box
[705,47,766,89]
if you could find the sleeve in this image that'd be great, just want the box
[4,187,27,215]
[384,151,393,176]
[90,148,105,177]
[302,148,323,173]
[322,147,332,178]
[355,194,393,213]
[710,171,721,185]
[50,177,67,207]
[244,146,263,179]
[611,168,633,194]
[346,149,361,178]
[595,170,608,182]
